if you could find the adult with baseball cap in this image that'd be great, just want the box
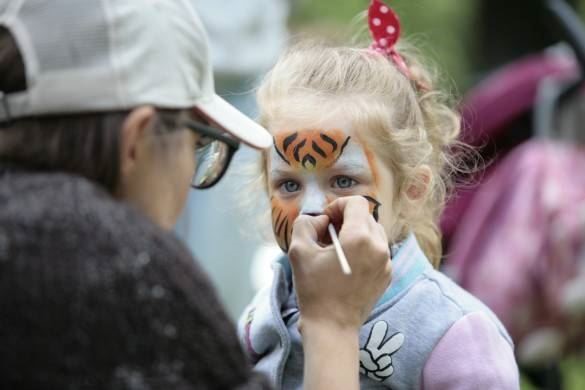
[0,1,391,389]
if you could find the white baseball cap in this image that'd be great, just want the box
[0,0,272,149]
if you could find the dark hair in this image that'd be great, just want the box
[0,27,183,193]
[0,26,26,93]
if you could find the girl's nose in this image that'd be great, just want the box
[300,190,327,216]
[300,182,327,216]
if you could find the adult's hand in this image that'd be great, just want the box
[288,196,392,390]
[289,195,391,331]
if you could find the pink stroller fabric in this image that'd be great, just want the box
[459,53,576,147]
[441,52,577,244]
[445,140,585,345]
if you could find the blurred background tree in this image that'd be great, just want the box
[473,0,580,74]
[290,0,585,92]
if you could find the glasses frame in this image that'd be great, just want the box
[185,120,240,189]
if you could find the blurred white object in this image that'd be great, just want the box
[561,263,585,317]
[195,0,290,77]
[517,328,565,366]
[251,244,281,291]
[175,0,290,319]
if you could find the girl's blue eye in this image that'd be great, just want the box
[334,176,357,189]
[281,180,301,193]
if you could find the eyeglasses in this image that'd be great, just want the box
[186,120,240,189]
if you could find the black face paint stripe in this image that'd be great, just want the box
[276,215,288,236]
[293,139,306,162]
[277,213,287,236]
[339,136,351,156]
[276,216,288,236]
[274,138,290,165]
[283,132,298,152]
[362,195,382,222]
[320,133,338,152]
[283,220,290,251]
[302,154,317,169]
[372,204,380,222]
[312,141,327,158]
[362,195,382,206]
[274,210,283,231]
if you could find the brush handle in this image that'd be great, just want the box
[328,224,352,275]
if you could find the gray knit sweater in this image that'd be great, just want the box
[0,169,270,390]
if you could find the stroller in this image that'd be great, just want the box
[441,0,585,388]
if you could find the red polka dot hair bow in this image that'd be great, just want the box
[368,0,422,88]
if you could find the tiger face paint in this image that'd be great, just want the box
[273,129,351,171]
[268,127,385,252]
[270,195,298,252]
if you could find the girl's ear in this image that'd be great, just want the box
[405,165,432,201]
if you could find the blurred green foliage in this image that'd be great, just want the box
[520,358,585,389]
[290,0,475,91]
[561,357,585,390]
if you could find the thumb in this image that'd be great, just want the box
[290,214,330,245]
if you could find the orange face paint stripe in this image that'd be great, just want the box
[277,213,287,236]
[364,147,380,187]
[274,210,283,232]
[270,196,297,252]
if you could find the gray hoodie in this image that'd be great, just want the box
[238,234,516,389]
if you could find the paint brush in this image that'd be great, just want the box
[327,223,352,275]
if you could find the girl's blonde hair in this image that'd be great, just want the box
[256,41,464,267]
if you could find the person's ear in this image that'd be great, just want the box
[119,106,157,178]
[405,165,432,201]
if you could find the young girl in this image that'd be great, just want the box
[239,1,519,388]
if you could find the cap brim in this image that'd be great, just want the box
[195,94,272,149]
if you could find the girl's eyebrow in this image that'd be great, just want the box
[270,163,372,178]
[269,168,297,178]
[330,161,371,174]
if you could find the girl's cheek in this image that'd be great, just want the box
[270,196,300,252]
[325,195,335,206]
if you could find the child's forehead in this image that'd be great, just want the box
[268,127,371,173]
[273,128,350,147]
[271,117,355,137]
[269,113,375,144]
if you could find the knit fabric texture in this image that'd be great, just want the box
[0,168,270,390]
